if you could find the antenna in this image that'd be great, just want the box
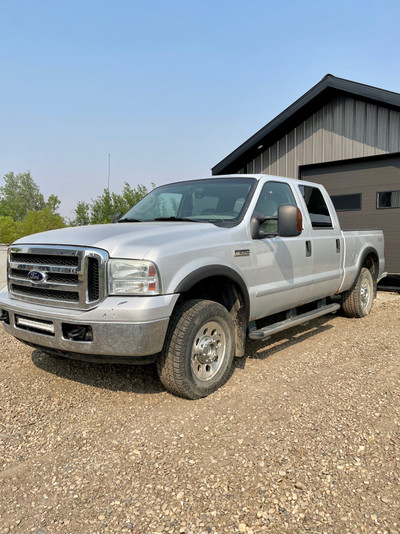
[107,153,111,192]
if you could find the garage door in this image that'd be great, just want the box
[300,154,400,274]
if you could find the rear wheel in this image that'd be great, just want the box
[157,299,235,399]
[342,267,374,318]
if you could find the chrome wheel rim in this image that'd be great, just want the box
[191,321,226,381]
[360,278,371,309]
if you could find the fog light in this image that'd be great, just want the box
[0,310,9,324]
[62,324,93,342]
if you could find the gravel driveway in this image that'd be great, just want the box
[0,291,399,534]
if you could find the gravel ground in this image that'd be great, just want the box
[0,292,399,534]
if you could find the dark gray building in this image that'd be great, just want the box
[212,74,400,277]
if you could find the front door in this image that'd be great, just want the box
[250,180,313,320]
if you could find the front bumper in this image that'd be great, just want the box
[0,287,179,361]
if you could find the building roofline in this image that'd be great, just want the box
[212,74,400,175]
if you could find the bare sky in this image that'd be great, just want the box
[1,0,399,218]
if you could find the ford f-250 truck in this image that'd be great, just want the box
[0,175,385,399]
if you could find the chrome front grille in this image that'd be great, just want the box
[10,252,79,266]
[10,268,79,284]
[8,245,108,309]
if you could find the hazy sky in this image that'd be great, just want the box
[1,0,400,218]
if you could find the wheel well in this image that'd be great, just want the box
[177,276,248,357]
[363,252,379,281]
[362,251,379,297]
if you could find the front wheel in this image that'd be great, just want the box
[156,299,235,399]
[342,267,374,318]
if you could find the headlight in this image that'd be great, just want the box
[108,259,160,295]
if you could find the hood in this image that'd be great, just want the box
[13,221,227,259]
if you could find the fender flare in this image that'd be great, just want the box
[174,265,250,320]
[358,246,380,280]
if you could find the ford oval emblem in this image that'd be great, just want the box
[28,270,47,283]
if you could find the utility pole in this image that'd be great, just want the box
[107,153,111,192]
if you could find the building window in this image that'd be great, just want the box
[331,193,362,212]
[377,191,400,209]
[299,185,333,229]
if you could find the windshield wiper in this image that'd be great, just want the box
[154,216,199,222]
[118,218,143,223]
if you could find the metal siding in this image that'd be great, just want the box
[277,137,287,176]
[246,160,254,174]
[353,100,366,158]
[301,156,400,274]
[239,95,400,178]
[365,103,378,155]
[286,130,296,178]
[304,117,313,164]
[389,110,400,152]
[323,103,334,161]
[313,108,324,162]
[333,96,345,159]
[269,143,278,175]
[295,122,305,171]
[261,148,269,173]
[377,107,389,154]
[343,98,355,159]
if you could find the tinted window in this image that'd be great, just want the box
[377,191,400,209]
[299,185,333,228]
[192,195,218,216]
[254,182,297,234]
[331,193,362,211]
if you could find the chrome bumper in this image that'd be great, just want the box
[0,288,179,360]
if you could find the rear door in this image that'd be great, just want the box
[297,184,343,298]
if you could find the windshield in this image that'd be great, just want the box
[119,178,256,225]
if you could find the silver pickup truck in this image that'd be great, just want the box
[0,175,385,398]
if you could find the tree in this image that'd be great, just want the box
[72,182,151,226]
[72,201,91,226]
[120,182,151,214]
[0,209,66,244]
[17,208,66,238]
[0,171,61,221]
[46,194,61,214]
[90,188,115,225]
[0,171,66,243]
[0,216,18,244]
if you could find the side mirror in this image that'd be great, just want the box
[112,212,121,223]
[250,215,278,239]
[251,204,302,239]
[278,204,302,237]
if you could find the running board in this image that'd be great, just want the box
[248,303,341,341]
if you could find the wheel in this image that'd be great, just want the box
[342,267,374,318]
[156,299,235,399]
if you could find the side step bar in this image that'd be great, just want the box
[248,302,341,341]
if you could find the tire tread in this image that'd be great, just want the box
[156,300,234,399]
[342,267,373,318]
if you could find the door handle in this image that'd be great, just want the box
[336,239,341,253]
[306,241,312,257]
